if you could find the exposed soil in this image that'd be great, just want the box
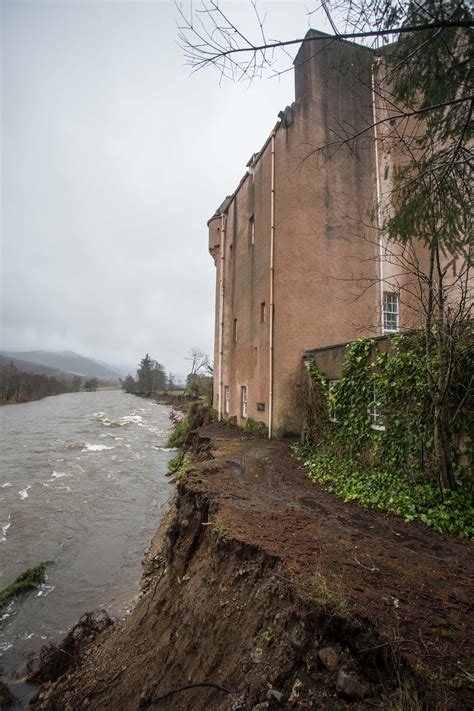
[29,423,473,710]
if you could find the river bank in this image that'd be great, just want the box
[0,392,174,709]
[28,422,473,710]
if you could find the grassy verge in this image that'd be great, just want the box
[0,562,53,612]
[167,452,193,479]
[295,447,473,539]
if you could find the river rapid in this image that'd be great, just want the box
[0,390,175,706]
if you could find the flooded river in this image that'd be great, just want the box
[0,391,174,706]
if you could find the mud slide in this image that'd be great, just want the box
[30,424,473,710]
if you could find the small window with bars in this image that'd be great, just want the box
[241,385,248,418]
[368,381,385,430]
[383,291,399,332]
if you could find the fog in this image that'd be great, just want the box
[1,1,326,375]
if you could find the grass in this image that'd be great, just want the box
[255,627,273,646]
[167,452,192,480]
[0,562,53,612]
[212,519,230,540]
[309,573,348,617]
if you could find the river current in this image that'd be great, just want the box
[0,390,174,705]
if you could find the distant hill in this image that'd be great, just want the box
[0,355,70,379]
[0,351,121,382]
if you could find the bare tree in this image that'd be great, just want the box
[185,348,211,376]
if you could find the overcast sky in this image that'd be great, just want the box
[1,0,327,376]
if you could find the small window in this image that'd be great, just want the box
[260,302,266,323]
[224,386,230,415]
[328,380,339,422]
[241,385,248,418]
[368,382,385,430]
[249,215,255,246]
[383,291,399,332]
[233,318,237,343]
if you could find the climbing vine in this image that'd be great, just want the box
[296,335,473,538]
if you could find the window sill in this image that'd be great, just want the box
[370,424,386,432]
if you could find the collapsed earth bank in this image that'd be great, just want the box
[30,424,473,710]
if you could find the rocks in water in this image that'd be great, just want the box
[336,669,369,700]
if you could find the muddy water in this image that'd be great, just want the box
[0,391,175,707]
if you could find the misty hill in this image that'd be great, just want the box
[0,354,71,379]
[0,351,121,382]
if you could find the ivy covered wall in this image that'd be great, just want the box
[298,335,473,537]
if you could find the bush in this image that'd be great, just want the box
[244,417,268,438]
[167,401,214,448]
[0,562,53,612]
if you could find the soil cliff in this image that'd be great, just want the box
[30,424,473,710]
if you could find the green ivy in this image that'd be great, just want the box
[295,446,473,538]
[299,335,473,538]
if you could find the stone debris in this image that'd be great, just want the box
[336,669,370,700]
[318,645,340,671]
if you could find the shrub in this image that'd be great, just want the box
[244,417,268,438]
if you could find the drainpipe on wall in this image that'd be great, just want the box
[217,212,226,420]
[268,132,276,438]
[371,57,384,335]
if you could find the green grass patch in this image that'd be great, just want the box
[167,451,193,479]
[0,561,53,612]
[295,446,473,539]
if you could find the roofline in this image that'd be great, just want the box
[293,28,376,67]
[207,120,281,224]
[304,329,418,359]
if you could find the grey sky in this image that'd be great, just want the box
[1,0,327,376]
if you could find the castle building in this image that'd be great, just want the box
[208,31,421,436]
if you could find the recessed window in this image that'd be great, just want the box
[224,386,230,415]
[241,385,248,418]
[249,215,255,246]
[260,302,266,323]
[233,318,237,343]
[383,291,399,332]
[368,382,385,431]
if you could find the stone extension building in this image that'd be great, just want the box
[208,31,429,436]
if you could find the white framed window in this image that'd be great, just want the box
[368,382,385,431]
[328,380,339,422]
[224,386,230,415]
[241,385,248,418]
[383,291,399,332]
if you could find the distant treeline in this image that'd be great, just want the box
[121,352,212,397]
[0,362,83,405]
[121,354,176,394]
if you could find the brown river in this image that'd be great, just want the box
[0,390,174,708]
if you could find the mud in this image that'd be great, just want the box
[29,423,473,710]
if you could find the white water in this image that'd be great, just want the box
[0,391,174,708]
